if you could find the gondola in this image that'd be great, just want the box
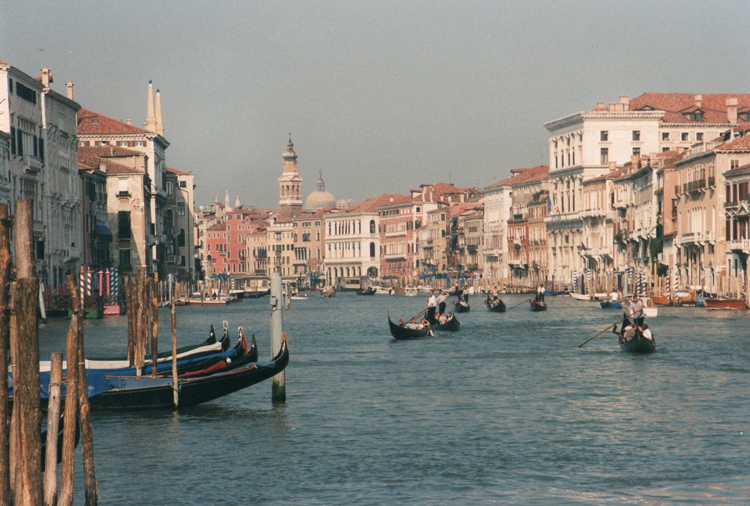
[615,318,656,353]
[39,324,231,373]
[453,300,470,313]
[600,300,623,309]
[530,300,547,311]
[357,287,376,295]
[432,315,460,331]
[388,315,433,339]
[486,298,506,312]
[88,339,290,410]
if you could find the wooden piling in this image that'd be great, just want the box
[151,273,159,378]
[270,272,286,402]
[59,276,80,506]
[171,282,179,407]
[11,200,43,506]
[126,276,135,366]
[77,292,98,506]
[0,203,11,506]
[134,269,145,375]
[44,352,63,506]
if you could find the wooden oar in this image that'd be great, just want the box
[578,318,623,348]
[507,298,531,310]
[408,307,429,322]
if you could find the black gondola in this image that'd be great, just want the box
[530,300,547,311]
[453,300,470,313]
[388,315,433,339]
[357,287,376,295]
[432,316,460,331]
[487,298,506,312]
[615,318,656,353]
[88,339,290,410]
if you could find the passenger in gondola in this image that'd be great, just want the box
[491,296,502,308]
[641,323,653,341]
[438,312,448,324]
[398,318,405,326]
[417,318,430,330]
[405,318,419,329]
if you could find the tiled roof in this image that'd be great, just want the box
[726,162,750,175]
[167,166,192,176]
[341,193,405,214]
[77,108,147,135]
[487,165,549,189]
[208,223,226,231]
[449,202,482,217]
[77,146,144,173]
[629,93,750,123]
[716,133,750,152]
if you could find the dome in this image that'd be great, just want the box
[306,170,335,210]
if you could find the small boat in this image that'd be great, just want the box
[229,289,246,301]
[321,287,336,298]
[453,300,470,313]
[357,287,376,296]
[388,314,433,339]
[619,330,656,353]
[374,286,394,295]
[89,339,290,410]
[641,297,658,318]
[487,298,506,313]
[569,292,592,301]
[694,295,706,307]
[404,287,418,297]
[291,292,308,300]
[600,300,623,309]
[530,300,547,311]
[188,293,235,305]
[432,315,460,331]
[705,298,748,310]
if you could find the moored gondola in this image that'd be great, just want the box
[530,300,547,311]
[357,287,376,295]
[388,315,433,339]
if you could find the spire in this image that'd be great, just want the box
[155,89,164,136]
[317,169,325,190]
[235,195,241,208]
[145,80,157,133]
[225,190,230,210]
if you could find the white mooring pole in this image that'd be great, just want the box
[270,272,286,402]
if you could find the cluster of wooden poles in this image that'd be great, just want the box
[0,201,97,505]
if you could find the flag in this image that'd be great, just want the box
[547,197,552,214]
[580,242,587,252]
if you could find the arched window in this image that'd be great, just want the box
[370,220,375,234]
[164,209,174,235]
[370,242,376,257]
[178,228,186,247]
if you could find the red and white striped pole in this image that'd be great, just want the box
[87,266,92,296]
[79,265,85,306]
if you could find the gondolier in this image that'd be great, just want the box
[426,291,437,323]
[629,294,645,327]
[436,290,448,317]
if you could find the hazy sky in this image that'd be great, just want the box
[4,1,750,207]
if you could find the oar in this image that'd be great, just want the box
[578,319,623,348]
[408,307,429,322]
[507,298,531,310]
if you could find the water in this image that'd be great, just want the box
[39,293,750,505]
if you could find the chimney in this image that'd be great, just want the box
[41,67,53,88]
[727,97,738,124]
[619,95,629,111]
[694,94,702,108]
[609,161,617,172]
[596,102,605,110]
[631,155,640,167]
[155,89,164,136]
[126,119,132,125]
[66,81,74,100]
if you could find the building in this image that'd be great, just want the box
[724,159,750,294]
[292,209,326,287]
[78,161,110,268]
[483,179,513,289]
[377,194,420,285]
[165,167,195,280]
[267,217,296,277]
[77,81,170,272]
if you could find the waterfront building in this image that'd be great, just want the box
[377,194,420,286]
[292,209,327,287]
[483,178,513,289]
[78,161,110,268]
[451,203,484,287]
[78,146,151,270]
[246,227,269,276]
[165,167,195,281]
[724,158,750,295]
[323,194,399,285]
[267,217,296,277]
[673,128,750,294]
[419,203,450,286]
[527,197,549,288]
[0,62,82,289]
[194,201,225,277]
[77,81,170,272]
[278,137,303,219]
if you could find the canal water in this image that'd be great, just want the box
[39,293,750,505]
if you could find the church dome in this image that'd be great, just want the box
[306,171,335,210]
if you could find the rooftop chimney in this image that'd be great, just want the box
[727,97,738,124]
[596,102,605,110]
[126,119,132,125]
[66,81,74,100]
[694,94,702,108]
[609,161,617,172]
[41,67,53,88]
[619,95,629,110]
[631,155,640,167]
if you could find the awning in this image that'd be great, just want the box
[94,223,113,243]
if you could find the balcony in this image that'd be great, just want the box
[21,155,42,174]
[385,229,407,238]
[686,179,707,194]
[728,238,750,252]
[63,246,81,263]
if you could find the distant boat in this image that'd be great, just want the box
[600,300,623,309]
[453,300,470,313]
[404,287,418,297]
[388,314,433,339]
[530,300,547,311]
[705,298,748,310]
[291,293,308,301]
[486,298,506,313]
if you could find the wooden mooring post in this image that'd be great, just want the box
[171,281,179,407]
[59,276,81,506]
[77,287,99,505]
[0,203,11,506]
[44,352,63,506]
[11,200,43,506]
[151,273,159,378]
[269,272,286,402]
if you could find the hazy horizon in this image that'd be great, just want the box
[4,0,750,207]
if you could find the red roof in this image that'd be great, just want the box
[77,108,147,135]
[78,146,145,173]
[629,93,750,123]
[487,165,549,188]
[341,193,406,214]
[716,133,750,152]
[167,166,192,176]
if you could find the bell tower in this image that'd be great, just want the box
[278,135,303,218]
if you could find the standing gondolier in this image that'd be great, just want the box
[426,291,437,323]
[629,294,645,327]
[436,290,448,317]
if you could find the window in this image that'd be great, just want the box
[135,141,145,147]
[632,130,640,141]
[739,112,750,122]
[662,147,670,152]
[166,182,173,198]
[731,160,740,170]
[117,178,129,196]
[97,140,108,146]
[179,180,187,188]
[119,249,131,267]
[600,131,608,141]
[633,147,640,157]
[686,111,704,121]
[117,211,131,239]
[15,81,37,104]
[681,132,689,142]
[696,132,704,141]
[662,132,669,141]
[117,141,129,147]
[600,148,609,165]
[177,202,186,216]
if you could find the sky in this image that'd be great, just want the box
[3,1,750,208]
